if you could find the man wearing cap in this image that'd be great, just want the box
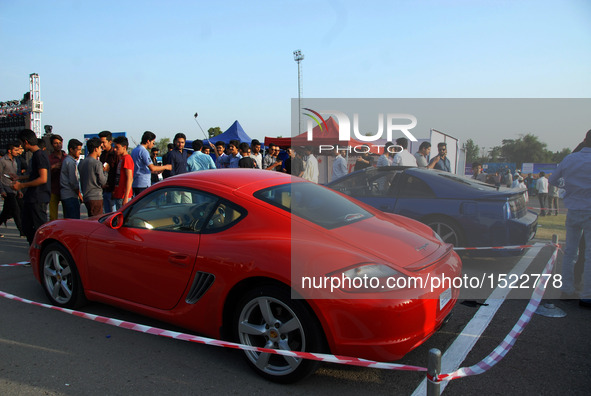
[511,173,521,188]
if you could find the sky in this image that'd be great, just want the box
[1,0,590,152]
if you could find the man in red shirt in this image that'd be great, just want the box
[112,136,134,210]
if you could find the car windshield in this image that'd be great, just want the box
[254,182,373,229]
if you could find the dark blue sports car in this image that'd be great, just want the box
[327,167,538,248]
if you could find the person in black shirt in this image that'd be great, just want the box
[12,129,51,244]
[161,143,174,179]
[98,131,119,213]
[354,151,372,172]
[286,147,304,177]
[168,133,189,176]
[238,142,257,168]
[150,147,160,184]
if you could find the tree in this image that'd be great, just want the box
[467,134,570,167]
[499,134,552,167]
[154,137,170,154]
[552,148,571,163]
[489,146,503,162]
[208,127,223,139]
[465,139,480,164]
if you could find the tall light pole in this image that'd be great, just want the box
[293,49,304,135]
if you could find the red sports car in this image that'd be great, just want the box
[29,170,461,383]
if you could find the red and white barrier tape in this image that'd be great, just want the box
[526,206,566,212]
[453,244,534,251]
[0,290,426,373]
[0,261,30,267]
[431,243,559,382]
[0,242,559,380]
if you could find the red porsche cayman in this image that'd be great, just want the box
[29,169,461,383]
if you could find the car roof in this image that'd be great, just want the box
[332,166,520,199]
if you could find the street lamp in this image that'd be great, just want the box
[293,49,304,135]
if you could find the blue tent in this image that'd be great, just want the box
[202,120,252,146]
[186,120,259,159]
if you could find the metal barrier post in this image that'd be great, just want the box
[427,348,441,396]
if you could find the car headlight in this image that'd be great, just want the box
[327,263,408,293]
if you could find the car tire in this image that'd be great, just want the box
[425,217,464,246]
[40,242,87,309]
[234,285,324,383]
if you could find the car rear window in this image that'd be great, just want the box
[254,182,373,229]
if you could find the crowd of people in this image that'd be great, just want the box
[372,138,451,171]
[470,162,565,215]
[0,129,325,241]
[0,132,548,242]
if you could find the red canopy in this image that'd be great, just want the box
[264,117,382,154]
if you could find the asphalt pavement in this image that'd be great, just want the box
[1,217,590,395]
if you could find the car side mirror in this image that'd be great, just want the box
[106,212,124,230]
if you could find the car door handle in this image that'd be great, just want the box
[168,254,190,267]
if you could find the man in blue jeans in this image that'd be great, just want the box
[549,130,591,308]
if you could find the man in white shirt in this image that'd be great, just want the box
[331,149,347,181]
[302,147,319,183]
[536,171,549,216]
[392,138,418,167]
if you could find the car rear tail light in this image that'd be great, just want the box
[328,263,409,293]
[503,201,512,220]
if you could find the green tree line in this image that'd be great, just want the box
[465,134,572,167]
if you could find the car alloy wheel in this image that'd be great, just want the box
[235,286,323,383]
[427,219,462,246]
[41,243,86,308]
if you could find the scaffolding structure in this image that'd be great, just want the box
[29,73,43,137]
[0,73,44,149]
